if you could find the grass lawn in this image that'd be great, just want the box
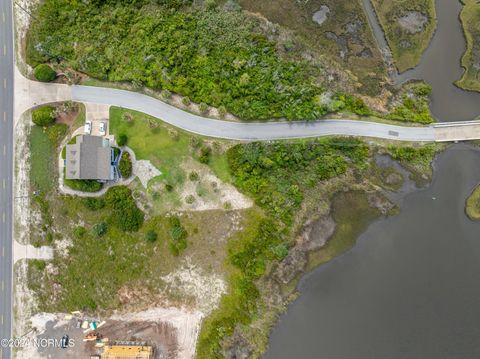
[110,107,190,185]
[371,0,436,72]
[109,107,231,185]
[466,184,480,220]
[29,124,68,194]
[456,0,480,92]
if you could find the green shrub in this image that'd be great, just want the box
[182,96,191,106]
[33,64,56,82]
[168,216,188,256]
[199,102,208,114]
[145,230,158,242]
[119,152,133,178]
[185,194,196,204]
[199,146,212,164]
[189,171,199,181]
[117,134,128,147]
[105,186,144,232]
[73,226,87,239]
[64,179,103,192]
[218,105,227,118]
[46,232,54,244]
[92,222,108,237]
[31,259,47,271]
[32,106,55,126]
[81,197,106,211]
[161,89,172,99]
[331,92,371,116]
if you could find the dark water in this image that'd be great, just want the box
[265,1,480,357]
[265,146,480,359]
[397,0,480,122]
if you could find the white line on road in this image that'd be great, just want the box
[2,212,5,223]
[2,112,5,122]
[2,281,4,292]
[3,78,5,89]
[2,179,4,190]
[1,247,4,257]
[3,45,5,56]
[3,144,5,156]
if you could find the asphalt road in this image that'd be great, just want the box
[72,86,436,142]
[0,0,14,357]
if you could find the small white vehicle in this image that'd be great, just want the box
[99,121,107,136]
[84,121,92,134]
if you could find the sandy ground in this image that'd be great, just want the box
[161,257,226,315]
[13,114,31,245]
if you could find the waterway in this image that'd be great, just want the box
[265,0,480,357]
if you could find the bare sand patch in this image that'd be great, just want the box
[161,257,226,315]
[398,11,428,34]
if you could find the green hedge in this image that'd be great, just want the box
[33,64,56,82]
[32,106,55,126]
[64,179,103,193]
[119,152,132,178]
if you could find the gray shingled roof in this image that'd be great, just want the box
[65,135,113,180]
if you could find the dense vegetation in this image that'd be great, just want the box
[227,138,369,224]
[28,0,325,119]
[33,64,56,82]
[64,177,103,192]
[28,0,335,120]
[105,186,144,232]
[197,137,370,357]
[457,0,480,92]
[387,83,434,123]
[32,106,55,126]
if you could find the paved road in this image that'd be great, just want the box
[0,0,14,357]
[72,86,436,142]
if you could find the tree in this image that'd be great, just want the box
[117,134,128,146]
[32,106,55,126]
[33,64,56,82]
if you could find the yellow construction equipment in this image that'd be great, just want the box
[101,345,153,359]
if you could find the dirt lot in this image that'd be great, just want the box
[17,308,203,359]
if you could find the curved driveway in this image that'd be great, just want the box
[72,86,435,142]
